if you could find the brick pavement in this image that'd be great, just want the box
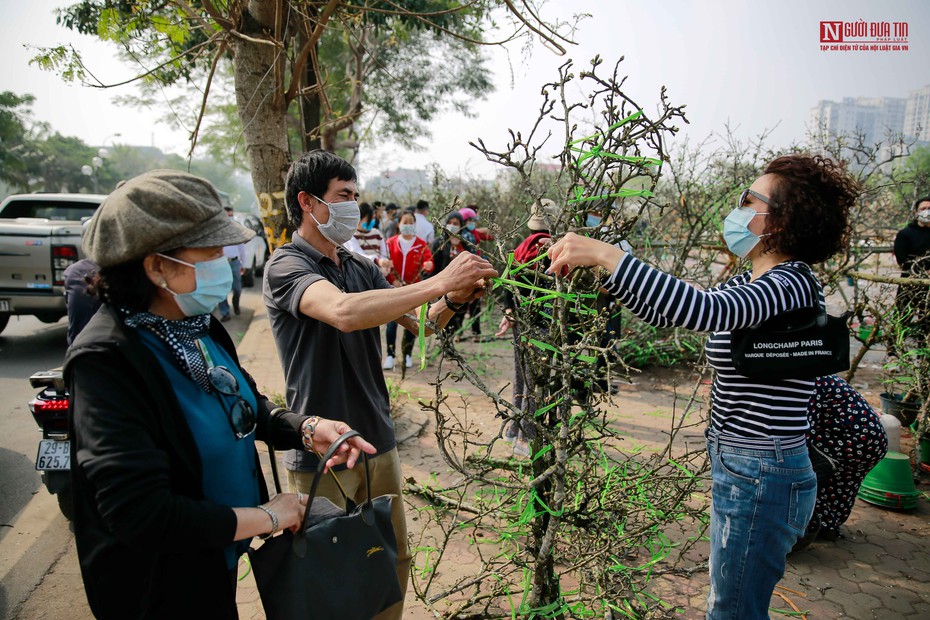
[15,288,930,619]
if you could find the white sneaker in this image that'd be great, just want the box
[383,355,395,370]
[405,355,413,368]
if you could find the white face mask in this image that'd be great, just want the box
[446,223,461,234]
[918,209,930,225]
[308,194,360,245]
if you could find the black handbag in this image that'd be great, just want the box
[248,430,402,620]
[730,270,851,380]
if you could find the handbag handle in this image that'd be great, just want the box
[299,430,373,530]
[263,429,373,524]
[746,266,827,331]
[795,266,829,327]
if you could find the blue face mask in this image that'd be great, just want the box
[159,254,233,317]
[465,222,476,231]
[585,214,602,227]
[723,206,768,259]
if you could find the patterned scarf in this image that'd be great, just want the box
[121,308,212,392]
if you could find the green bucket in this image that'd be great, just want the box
[858,452,919,510]
[856,486,919,510]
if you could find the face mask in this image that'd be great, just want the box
[465,222,476,231]
[723,206,769,258]
[446,224,461,234]
[399,224,417,237]
[918,210,930,224]
[309,195,360,246]
[586,214,602,227]
[158,254,233,317]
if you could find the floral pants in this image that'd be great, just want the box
[807,375,889,533]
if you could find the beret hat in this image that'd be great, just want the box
[83,169,254,267]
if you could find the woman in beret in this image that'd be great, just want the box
[65,169,375,619]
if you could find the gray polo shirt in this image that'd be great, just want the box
[263,232,395,471]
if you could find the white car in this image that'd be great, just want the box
[231,212,271,287]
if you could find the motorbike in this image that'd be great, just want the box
[28,368,73,520]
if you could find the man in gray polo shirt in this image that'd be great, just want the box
[264,150,497,619]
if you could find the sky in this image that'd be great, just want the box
[2,0,928,187]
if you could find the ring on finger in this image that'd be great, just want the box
[297,492,304,503]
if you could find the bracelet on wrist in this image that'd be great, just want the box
[256,504,279,540]
[443,294,466,313]
[301,415,320,451]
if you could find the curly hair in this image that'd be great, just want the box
[760,154,860,265]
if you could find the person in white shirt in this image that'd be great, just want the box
[353,202,389,260]
[414,199,435,245]
[218,206,247,321]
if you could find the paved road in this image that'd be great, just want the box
[0,315,72,619]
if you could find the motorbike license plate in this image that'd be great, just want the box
[35,439,70,471]
[0,299,11,312]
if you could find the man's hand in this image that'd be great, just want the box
[446,279,490,305]
[438,252,498,297]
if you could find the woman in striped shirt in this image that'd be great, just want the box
[548,154,860,619]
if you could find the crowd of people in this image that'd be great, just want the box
[60,149,930,619]
[339,197,496,364]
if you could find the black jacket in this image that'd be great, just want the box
[64,305,307,619]
[893,221,930,275]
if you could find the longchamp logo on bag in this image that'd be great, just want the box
[731,268,851,380]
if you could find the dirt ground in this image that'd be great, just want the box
[388,322,929,619]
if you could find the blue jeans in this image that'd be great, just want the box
[705,430,817,619]
[384,321,413,358]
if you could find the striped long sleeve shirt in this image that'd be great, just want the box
[605,252,823,449]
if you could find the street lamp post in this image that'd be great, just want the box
[81,148,112,193]
[81,134,121,193]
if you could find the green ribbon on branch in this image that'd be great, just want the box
[493,277,578,300]
[568,187,655,204]
[418,302,427,369]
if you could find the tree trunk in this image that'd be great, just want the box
[233,1,293,249]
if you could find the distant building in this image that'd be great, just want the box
[810,84,930,147]
[904,84,930,143]
[363,168,431,203]
[809,96,906,145]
